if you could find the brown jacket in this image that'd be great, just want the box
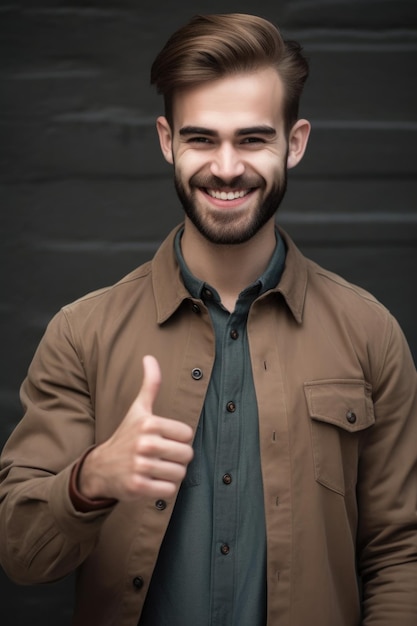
[1,225,416,626]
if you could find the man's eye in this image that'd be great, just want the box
[188,136,211,144]
[242,137,264,144]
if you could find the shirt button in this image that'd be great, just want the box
[191,303,201,314]
[155,499,167,511]
[220,544,230,555]
[203,288,213,299]
[226,401,236,413]
[132,576,144,590]
[191,367,203,380]
[222,473,232,485]
[230,329,239,340]
[346,410,357,424]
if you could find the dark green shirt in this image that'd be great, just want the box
[139,229,286,626]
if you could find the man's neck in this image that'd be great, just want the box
[181,218,277,312]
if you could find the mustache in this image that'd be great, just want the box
[188,173,264,189]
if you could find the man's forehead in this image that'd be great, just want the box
[171,68,285,129]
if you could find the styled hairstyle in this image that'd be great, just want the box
[150,13,309,135]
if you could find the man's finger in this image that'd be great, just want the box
[137,355,162,413]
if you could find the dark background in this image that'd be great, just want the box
[1,0,416,623]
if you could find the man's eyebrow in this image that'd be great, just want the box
[178,125,277,137]
[236,125,277,137]
[179,126,217,137]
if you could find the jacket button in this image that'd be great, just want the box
[220,544,230,555]
[133,576,144,590]
[346,410,357,424]
[155,499,167,510]
[226,401,236,413]
[191,367,203,380]
[222,473,232,485]
[230,329,239,340]
[191,303,201,314]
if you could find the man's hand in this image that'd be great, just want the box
[78,355,194,502]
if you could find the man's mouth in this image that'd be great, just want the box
[204,188,252,201]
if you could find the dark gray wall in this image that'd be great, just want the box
[1,1,416,623]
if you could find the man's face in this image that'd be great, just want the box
[158,68,291,245]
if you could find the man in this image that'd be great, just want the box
[0,13,416,626]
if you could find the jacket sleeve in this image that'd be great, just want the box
[0,310,115,584]
[356,314,417,625]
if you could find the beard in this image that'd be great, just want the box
[174,167,288,245]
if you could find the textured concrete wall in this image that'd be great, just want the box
[1,1,416,623]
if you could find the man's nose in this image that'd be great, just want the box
[209,143,245,182]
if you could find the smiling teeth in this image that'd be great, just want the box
[207,189,249,200]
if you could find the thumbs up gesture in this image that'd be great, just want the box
[78,356,194,502]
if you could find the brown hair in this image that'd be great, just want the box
[150,13,309,134]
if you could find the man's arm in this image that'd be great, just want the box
[357,315,417,625]
[0,312,193,584]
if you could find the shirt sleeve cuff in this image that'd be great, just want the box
[69,447,118,513]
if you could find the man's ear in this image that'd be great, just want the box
[287,119,311,169]
[156,116,174,165]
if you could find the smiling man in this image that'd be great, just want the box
[157,67,306,248]
[155,66,309,311]
[1,13,416,626]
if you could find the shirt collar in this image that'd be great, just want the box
[174,226,286,303]
[151,224,308,325]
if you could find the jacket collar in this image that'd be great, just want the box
[151,224,308,325]
[151,225,191,324]
[275,227,308,324]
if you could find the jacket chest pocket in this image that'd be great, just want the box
[304,379,375,496]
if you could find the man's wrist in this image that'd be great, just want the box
[69,448,117,513]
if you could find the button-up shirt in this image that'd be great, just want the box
[139,229,286,626]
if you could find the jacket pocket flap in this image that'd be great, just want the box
[304,379,375,433]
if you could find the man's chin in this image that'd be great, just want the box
[185,212,270,246]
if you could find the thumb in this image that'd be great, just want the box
[138,355,162,413]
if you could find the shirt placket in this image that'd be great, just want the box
[209,299,248,624]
